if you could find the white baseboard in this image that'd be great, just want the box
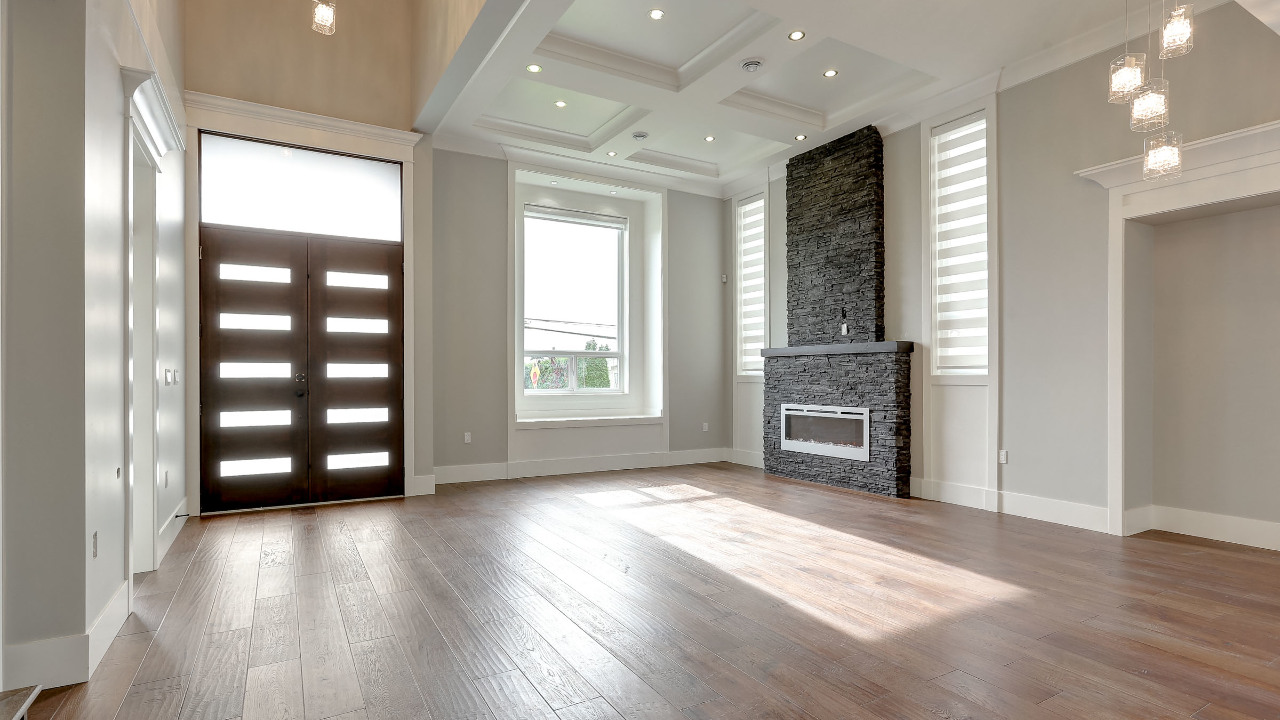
[727,449,764,468]
[1124,504,1155,535]
[435,449,734,485]
[999,491,1109,533]
[88,581,130,675]
[405,474,436,496]
[156,497,188,565]
[913,478,1108,532]
[1144,506,1280,551]
[5,633,89,690]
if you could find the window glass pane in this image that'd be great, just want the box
[201,134,401,242]
[523,216,620,352]
[524,356,571,390]
[737,195,767,374]
[576,356,621,391]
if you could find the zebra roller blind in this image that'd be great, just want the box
[737,194,767,374]
[930,114,989,375]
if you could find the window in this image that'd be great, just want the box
[735,194,767,375]
[929,113,990,375]
[521,206,625,394]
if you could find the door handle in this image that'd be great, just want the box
[295,373,307,382]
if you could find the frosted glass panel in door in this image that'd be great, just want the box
[200,134,402,242]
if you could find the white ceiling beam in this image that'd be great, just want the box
[1236,0,1280,36]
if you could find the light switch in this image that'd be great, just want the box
[164,369,173,386]
[173,369,180,384]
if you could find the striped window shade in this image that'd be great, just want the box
[737,194,767,374]
[930,114,989,375]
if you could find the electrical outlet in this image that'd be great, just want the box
[174,370,180,384]
[165,369,172,386]
[998,450,1009,464]
[702,422,709,432]
[464,432,472,444]
[92,531,98,559]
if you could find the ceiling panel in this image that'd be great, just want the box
[741,38,932,116]
[643,127,789,168]
[486,78,631,137]
[553,0,756,70]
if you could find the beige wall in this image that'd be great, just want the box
[432,150,510,467]
[879,2,1280,510]
[412,0,485,120]
[1153,204,1280,523]
[185,0,413,129]
[668,191,729,451]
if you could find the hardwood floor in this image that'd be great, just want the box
[30,462,1280,719]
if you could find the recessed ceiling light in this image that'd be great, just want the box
[648,8,664,20]
[607,151,617,157]
[705,136,715,142]
[795,134,807,141]
[610,191,618,195]
[554,100,567,108]
[526,64,543,73]
[823,69,838,78]
[788,30,806,41]
[550,181,558,185]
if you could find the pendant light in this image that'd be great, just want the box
[312,0,336,35]
[1144,131,1183,179]
[1131,0,1169,132]
[1161,4,1194,58]
[1109,0,1145,102]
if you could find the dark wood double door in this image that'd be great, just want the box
[200,225,404,512]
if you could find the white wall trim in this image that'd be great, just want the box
[1124,504,1155,535]
[914,479,1109,533]
[435,449,735,484]
[1079,118,1280,536]
[406,475,436,496]
[182,101,422,515]
[184,92,421,152]
[4,633,89,690]
[1127,505,1280,552]
[727,449,763,468]
[155,498,187,564]
[87,581,130,676]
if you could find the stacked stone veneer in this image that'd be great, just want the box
[764,126,912,498]
[763,347,911,497]
[786,125,885,346]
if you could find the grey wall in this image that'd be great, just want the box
[883,127,925,483]
[432,150,510,467]
[667,191,728,451]
[1153,204,1280,523]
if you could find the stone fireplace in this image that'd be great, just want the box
[762,126,913,497]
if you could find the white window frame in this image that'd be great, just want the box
[519,205,627,396]
[513,180,648,419]
[734,190,769,378]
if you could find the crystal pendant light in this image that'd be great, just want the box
[1109,54,1146,103]
[312,0,336,35]
[1143,131,1182,180]
[1130,77,1169,131]
[1161,5,1193,58]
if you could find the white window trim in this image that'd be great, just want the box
[513,180,648,419]
[733,187,769,380]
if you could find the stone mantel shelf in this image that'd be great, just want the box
[761,341,914,357]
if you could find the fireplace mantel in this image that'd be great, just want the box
[762,341,913,358]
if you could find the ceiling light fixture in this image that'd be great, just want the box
[741,58,763,73]
[789,30,806,41]
[550,181,558,185]
[1130,77,1169,131]
[1161,4,1193,58]
[1108,0,1144,102]
[311,0,336,35]
[632,131,649,141]
[705,136,715,142]
[607,151,617,157]
[823,69,838,78]
[649,8,665,19]
[610,191,618,195]
[526,64,543,73]
[795,134,807,141]
[554,100,567,108]
[1144,131,1182,179]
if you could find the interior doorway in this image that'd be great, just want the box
[199,225,404,512]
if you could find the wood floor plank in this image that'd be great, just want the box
[208,542,261,634]
[397,556,517,680]
[243,659,304,720]
[335,580,395,642]
[52,631,154,720]
[249,594,300,668]
[483,614,600,710]
[349,636,429,720]
[114,677,188,720]
[119,591,176,637]
[474,670,560,720]
[296,572,365,720]
[135,558,226,684]
[257,565,296,599]
[292,514,330,577]
[178,627,251,720]
[556,698,626,720]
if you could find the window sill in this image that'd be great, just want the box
[515,414,665,430]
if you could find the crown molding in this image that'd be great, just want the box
[501,144,723,197]
[536,34,680,92]
[1238,0,1280,34]
[184,92,423,148]
[124,68,185,158]
[1078,118,1280,190]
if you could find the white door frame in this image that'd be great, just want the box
[1079,119,1280,536]
[181,93,423,515]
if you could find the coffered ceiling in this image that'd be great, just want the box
[428,0,1233,197]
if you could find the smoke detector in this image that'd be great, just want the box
[741,58,764,72]
[632,131,649,141]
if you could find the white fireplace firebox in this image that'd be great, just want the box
[781,404,870,461]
